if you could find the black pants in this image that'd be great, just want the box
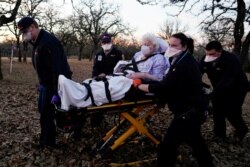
[38,85,56,146]
[156,118,213,167]
[212,90,248,138]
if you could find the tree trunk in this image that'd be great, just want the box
[90,44,98,61]
[23,52,27,62]
[18,47,22,62]
[17,40,22,62]
[78,45,83,61]
[241,31,250,72]
[23,41,28,63]
[0,0,22,80]
[233,0,245,56]
[0,50,3,80]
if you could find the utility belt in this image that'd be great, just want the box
[174,107,208,125]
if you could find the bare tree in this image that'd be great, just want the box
[203,22,233,42]
[0,0,22,26]
[16,0,46,62]
[0,0,22,80]
[1,0,46,63]
[19,0,45,18]
[136,0,161,5]
[160,0,250,71]
[70,14,88,60]
[39,4,62,33]
[73,0,132,60]
[132,0,250,70]
[56,17,77,57]
[158,20,188,40]
[202,21,235,51]
[6,20,23,62]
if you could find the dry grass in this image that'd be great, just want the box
[1,57,93,84]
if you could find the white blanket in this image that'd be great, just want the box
[58,75,133,110]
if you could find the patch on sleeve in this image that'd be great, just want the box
[97,55,102,61]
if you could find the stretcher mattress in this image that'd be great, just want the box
[58,75,133,110]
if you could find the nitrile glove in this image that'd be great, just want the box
[133,79,142,88]
[51,95,61,104]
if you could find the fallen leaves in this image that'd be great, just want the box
[0,59,250,167]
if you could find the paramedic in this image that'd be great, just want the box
[92,33,124,78]
[17,17,72,148]
[138,33,213,167]
[91,33,124,127]
[200,41,249,141]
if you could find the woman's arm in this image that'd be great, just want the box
[138,84,149,92]
[126,72,161,81]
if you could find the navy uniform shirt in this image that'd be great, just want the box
[32,29,72,94]
[148,51,205,115]
[200,50,248,98]
[92,46,123,77]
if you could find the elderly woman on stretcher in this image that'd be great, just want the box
[57,33,170,111]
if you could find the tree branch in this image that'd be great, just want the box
[0,0,22,26]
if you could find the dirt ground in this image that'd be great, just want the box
[0,58,250,167]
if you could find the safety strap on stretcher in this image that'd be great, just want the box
[81,77,112,106]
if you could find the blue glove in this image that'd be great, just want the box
[51,95,61,104]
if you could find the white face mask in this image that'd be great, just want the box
[102,44,112,51]
[141,45,151,56]
[204,55,219,62]
[164,47,182,58]
[22,32,32,42]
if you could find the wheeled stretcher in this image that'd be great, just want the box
[55,74,162,161]
[54,95,161,157]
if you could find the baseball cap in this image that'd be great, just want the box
[17,17,35,34]
[100,33,112,43]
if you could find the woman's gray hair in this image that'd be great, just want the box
[141,33,160,52]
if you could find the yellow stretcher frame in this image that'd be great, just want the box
[55,97,161,165]
[85,98,161,158]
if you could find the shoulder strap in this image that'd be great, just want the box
[131,58,139,72]
[123,53,157,72]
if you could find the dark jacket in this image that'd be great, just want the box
[200,50,248,99]
[92,46,123,77]
[149,51,206,116]
[32,29,72,94]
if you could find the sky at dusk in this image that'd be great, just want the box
[0,0,202,42]
[53,0,201,39]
